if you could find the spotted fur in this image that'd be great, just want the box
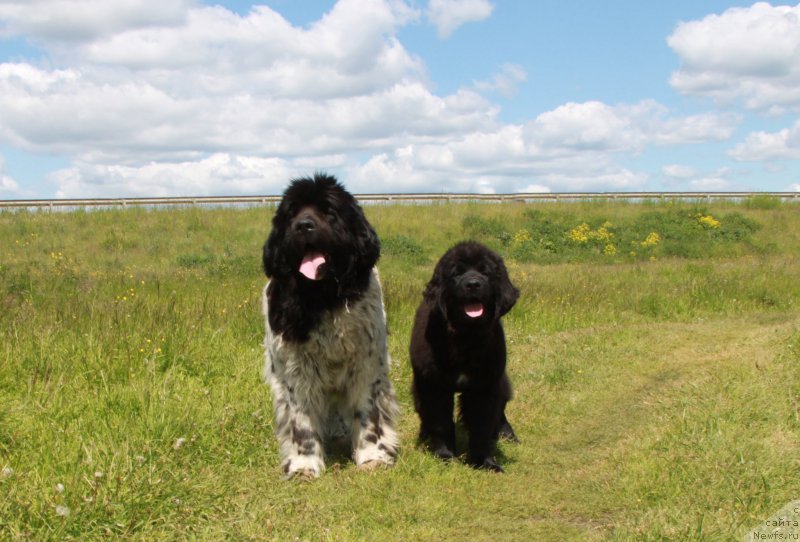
[261,175,399,478]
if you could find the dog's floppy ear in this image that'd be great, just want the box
[337,206,380,291]
[423,254,449,319]
[262,206,289,277]
[354,216,380,272]
[262,233,279,277]
[495,255,519,318]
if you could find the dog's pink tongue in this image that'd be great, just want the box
[299,252,326,280]
[465,303,484,318]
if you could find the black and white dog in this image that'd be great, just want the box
[261,174,399,478]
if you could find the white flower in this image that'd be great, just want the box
[55,505,70,517]
[1,466,13,478]
[55,483,65,494]
[173,437,187,450]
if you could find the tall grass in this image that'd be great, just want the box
[1,200,799,540]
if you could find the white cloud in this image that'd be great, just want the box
[668,2,800,113]
[788,184,800,192]
[77,2,422,100]
[0,157,21,195]
[427,0,493,39]
[50,154,302,198]
[524,100,736,154]
[0,3,496,164]
[0,174,17,192]
[515,184,550,193]
[0,1,748,197]
[474,63,526,98]
[0,0,192,42]
[26,94,734,196]
[688,177,734,191]
[526,101,640,152]
[344,117,651,194]
[662,164,696,179]
[729,120,800,161]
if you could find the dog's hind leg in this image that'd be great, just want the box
[498,411,519,443]
[352,377,400,469]
[497,374,519,443]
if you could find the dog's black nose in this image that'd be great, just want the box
[465,278,482,291]
[295,217,316,233]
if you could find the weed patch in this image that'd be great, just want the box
[461,206,766,264]
[381,234,429,265]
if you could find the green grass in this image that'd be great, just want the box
[1,200,799,540]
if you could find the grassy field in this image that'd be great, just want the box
[1,197,799,540]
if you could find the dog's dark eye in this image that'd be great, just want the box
[452,264,466,276]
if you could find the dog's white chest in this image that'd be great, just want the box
[264,273,388,394]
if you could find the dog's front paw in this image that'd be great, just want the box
[432,444,455,461]
[282,455,324,480]
[473,455,504,473]
[354,445,397,468]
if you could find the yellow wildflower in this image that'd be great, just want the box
[696,214,721,229]
[568,223,591,243]
[591,226,613,242]
[640,232,661,247]
[512,229,533,245]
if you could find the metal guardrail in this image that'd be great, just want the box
[0,192,798,209]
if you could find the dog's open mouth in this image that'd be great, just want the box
[464,302,484,318]
[299,252,327,280]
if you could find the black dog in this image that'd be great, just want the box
[409,241,519,472]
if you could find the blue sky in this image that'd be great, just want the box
[0,0,798,198]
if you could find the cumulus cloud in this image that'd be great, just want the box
[0,0,192,42]
[0,177,18,194]
[49,153,308,198]
[729,120,800,161]
[668,2,800,113]
[474,63,527,98]
[0,0,754,197]
[660,164,741,192]
[662,164,696,179]
[0,156,21,195]
[427,0,494,39]
[524,100,736,154]
[516,184,550,194]
[688,177,734,191]
[347,113,657,194]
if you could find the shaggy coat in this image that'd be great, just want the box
[262,174,399,478]
[409,241,519,472]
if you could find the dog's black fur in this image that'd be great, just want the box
[409,241,519,472]
[262,173,380,342]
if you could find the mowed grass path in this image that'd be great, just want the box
[1,200,799,540]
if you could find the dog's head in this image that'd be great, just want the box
[262,173,380,293]
[424,241,519,328]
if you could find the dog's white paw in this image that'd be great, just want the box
[282,454,325,480]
